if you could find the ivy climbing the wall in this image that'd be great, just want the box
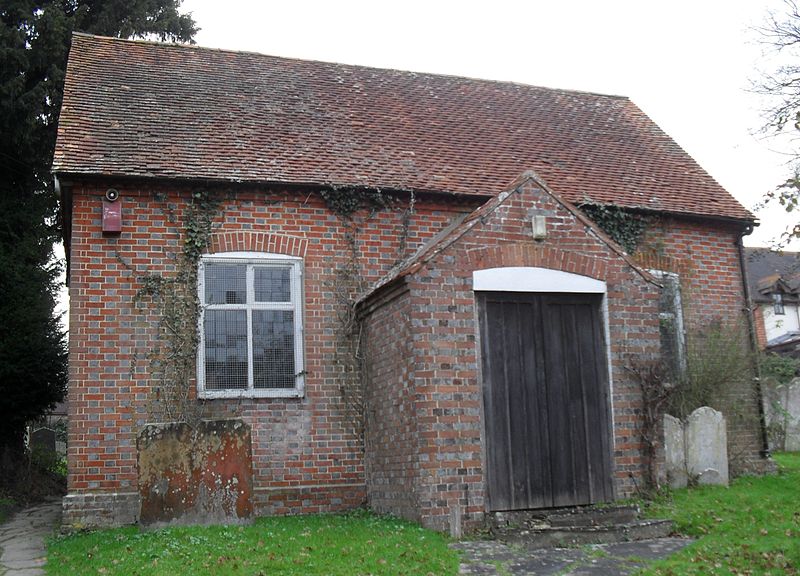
[578,203,650,254]
[319,186,398,220]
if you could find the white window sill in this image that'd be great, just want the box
[199,388,304,400]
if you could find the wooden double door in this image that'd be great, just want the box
[477,291,614,511]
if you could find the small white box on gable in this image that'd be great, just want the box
[531,215,547,239]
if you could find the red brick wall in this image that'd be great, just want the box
[637,218,767,471]
[360,284,421,521]
[754,305,768,349]
[638,219,748,329]
[65,180,478,525]
[65,175,766,529]
[362,181,662,532]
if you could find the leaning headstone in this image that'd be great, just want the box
[762,378,800,452]
[784,380,800,452]
[663,414,687,488]
[762,381,785,451]
[685,407,728,486]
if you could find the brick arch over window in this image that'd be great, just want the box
[208,231,308,258]
[465,244,608,281]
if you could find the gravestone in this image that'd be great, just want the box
[782,380,800,452]
[30,427,56,453]
[765,379,800,452]
[138,419,253,526]
[685,407,728,486]
[663,414,687,488]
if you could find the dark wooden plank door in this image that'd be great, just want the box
[478,291,613,511]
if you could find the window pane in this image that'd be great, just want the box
[204,310,248,390]
[253,310,295,388]
[254,266,291,302]
[205,264,246,304]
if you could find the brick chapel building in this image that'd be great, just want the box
[53,34,770,531]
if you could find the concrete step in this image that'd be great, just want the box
[546,505,640,527]
[496,518,675,549]
[487,505,675,549]
[489,505,640,531]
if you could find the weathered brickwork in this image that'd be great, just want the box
[754,305,768,349]
[255,484,367,516]
[361,284,420,521]
[66,179,477,526]
[638,219,768,472]
[62,492,139,528]
[361,180,663,532]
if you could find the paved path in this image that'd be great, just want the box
[0,500,61,576]
[452,537,692,575]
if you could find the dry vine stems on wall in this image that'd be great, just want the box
[319,186,415,438]
[122,189,750,481]
[123,187,415,439]
[124,190,220,425]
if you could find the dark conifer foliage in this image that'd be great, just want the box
[0,1,196,462]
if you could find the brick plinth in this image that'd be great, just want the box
[62,492,139,529]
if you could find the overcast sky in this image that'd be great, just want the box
[180,0,799,247]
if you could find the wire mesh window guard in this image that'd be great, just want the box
[198,254,303,398]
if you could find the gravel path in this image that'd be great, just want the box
[452,537,692,575]
[0,500,61,576]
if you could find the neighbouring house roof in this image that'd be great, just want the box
[745,248,800,303]
[766,331,800,349]
[54,33,753,222]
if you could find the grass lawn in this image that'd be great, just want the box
[46,510,459,575]
[640,452,800,575]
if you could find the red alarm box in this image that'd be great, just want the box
[102,197,122,233]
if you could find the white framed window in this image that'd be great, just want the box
[197,252,304,398]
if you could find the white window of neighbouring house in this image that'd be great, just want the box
[773,293,785,315]
[197,253,304,398]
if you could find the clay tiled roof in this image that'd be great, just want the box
[54,33,753,221]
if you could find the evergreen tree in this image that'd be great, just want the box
[0,1,196,464]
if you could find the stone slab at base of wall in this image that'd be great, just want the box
[663,407,729,488]
[138,419,253,526]
[62,492,139,530]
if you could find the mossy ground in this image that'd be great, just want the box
[639,452,800,575]
[47,509,459,575]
